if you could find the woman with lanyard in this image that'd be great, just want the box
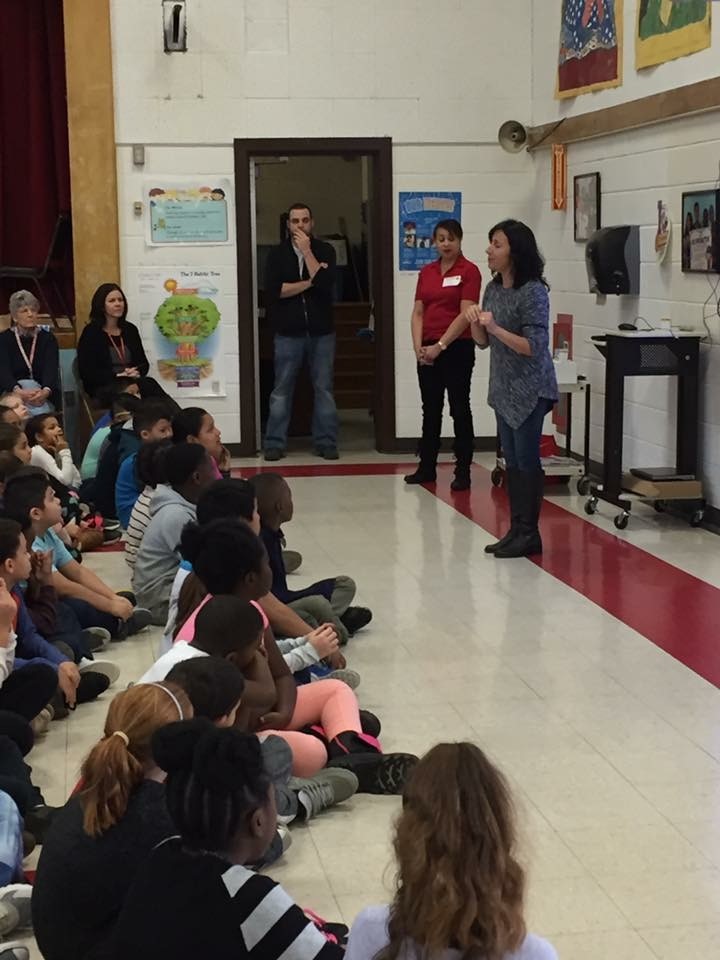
[77,282,167,401]
[0,290,59,415]
[404,219,481,491]
[467,219,557,559]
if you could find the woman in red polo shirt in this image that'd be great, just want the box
[404,219,481,490]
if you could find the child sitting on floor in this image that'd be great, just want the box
[115,399,174,528]
[253,473,372,646]
[26,414,81,491]
[79,387,140,488]
[132,444,217,624]
[172,406,229,478]
[124,440,171,571]
[3,473,152,642]
[111,720,348,960]
[344,742,558,960]
[0,394,28,426]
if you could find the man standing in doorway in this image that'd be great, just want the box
[263,202,338,460]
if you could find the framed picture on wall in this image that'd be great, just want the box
[681,189,720,273]
[574,173,601,243]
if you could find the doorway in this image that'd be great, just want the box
[234,137,395,457]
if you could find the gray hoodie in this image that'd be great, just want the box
[132,484,196,624]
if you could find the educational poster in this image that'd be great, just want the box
[556,0,623,99]
[636,0,711,69]
[144,178,232,245]
[136,268,228,397]
[681,190,720,273]
[399,192,462,271]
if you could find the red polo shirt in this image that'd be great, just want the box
[414,254,482,341]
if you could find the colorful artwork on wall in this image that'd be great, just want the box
[636,0,711,69]
[557,0,623,99]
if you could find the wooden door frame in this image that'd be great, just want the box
[233,136,395,456]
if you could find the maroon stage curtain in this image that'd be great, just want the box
[0,0,73,314]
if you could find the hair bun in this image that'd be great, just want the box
[192,728,264,792]
[151,718,213,772]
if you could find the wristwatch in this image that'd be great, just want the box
[438,339,447,350]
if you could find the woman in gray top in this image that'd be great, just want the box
[467,220,558,559]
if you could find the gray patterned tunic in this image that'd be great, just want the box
[483,279,558,429]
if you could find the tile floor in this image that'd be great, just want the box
[18,454,720,959]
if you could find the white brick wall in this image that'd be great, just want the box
[528,2,720,506]
[109,0,534,445]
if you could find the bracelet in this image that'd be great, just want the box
[438,339,447,350]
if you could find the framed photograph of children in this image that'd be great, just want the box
[681,189,720,274]
[574,173,601,243]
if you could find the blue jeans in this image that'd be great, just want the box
[265,333,337,450]
[497,398,553,471]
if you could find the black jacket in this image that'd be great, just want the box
[264,237,336,337]
[0,328,60,407]
[76,320,149,398]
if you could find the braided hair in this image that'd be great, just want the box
[152,719,271,852]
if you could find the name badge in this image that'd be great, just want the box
[442,275,462,287]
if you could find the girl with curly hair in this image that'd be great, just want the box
[345,742,557,960]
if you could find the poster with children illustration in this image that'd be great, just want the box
[144,178,233,245]
[399,192,462,271]
[136,268,228,397]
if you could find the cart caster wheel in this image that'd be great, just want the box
[584,497,598,516]
[577,476,591,496]
[491,468,503,487]
[614,512,630,530]
[653,500,665,513]
[690,510,704,527]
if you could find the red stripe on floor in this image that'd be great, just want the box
[235,460,720,687]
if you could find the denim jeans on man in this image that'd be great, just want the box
[264,333,337,451]
[497,398,553,471]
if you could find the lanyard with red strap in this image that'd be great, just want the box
[106,331,127,365]
[13,328,38,376]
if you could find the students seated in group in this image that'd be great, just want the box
[79,384,140,486]
[253,473,372,645]
[111,720,347,960]
[162,478,328,653]
[0,393,27,427]
[26,414,80,490]
[172,406,229,477]
[3,473,152,642]
[125,440,171,570]
[32,681,193,960]
[345,742,558,960]
[161,518,416,792]
[147,597,358,828]
[132,443,217,624]
[115,399,174,528]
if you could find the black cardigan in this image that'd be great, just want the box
[77,320,150,398]
[264,237,336,337]
[0,327,61,407]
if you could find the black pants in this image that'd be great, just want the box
[0,736,44,813]
[0,665,58,723]
[417,339,475,469]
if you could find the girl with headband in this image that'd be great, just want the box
[32,682,193,960]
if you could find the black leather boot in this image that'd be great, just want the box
[485,467,520,553]
[450,463,471,491]
[494,470,544,558]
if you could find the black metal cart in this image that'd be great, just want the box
[584,332,705,529]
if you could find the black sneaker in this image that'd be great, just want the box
[103,528,122,543]
[263,448,285,462]
[327,752,418,795]
[450,470,471,492]
[314,446,339,460]
[126,607,153,635]
[340,606,372,636]
[81,627,110,652]
[76,672,110,704]
[116,590,137,605]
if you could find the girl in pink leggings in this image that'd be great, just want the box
[175,517,417,795]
